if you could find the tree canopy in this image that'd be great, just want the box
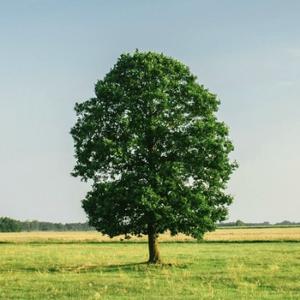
[0,217,21,232]
[71,51,237,263]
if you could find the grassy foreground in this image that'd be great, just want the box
[0,230,299,299]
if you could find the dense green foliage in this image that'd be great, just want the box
[0,241,299,299]
[71,51,237,246]
[0,217,21,232]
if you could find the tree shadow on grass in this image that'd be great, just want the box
[15,262,148,274]
[102,262,148,273]
[10,261,190,274]
[102,261,190,273]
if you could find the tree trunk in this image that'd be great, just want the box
[147,225,161,263]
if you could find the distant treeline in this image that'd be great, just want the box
[219,219,300,227]
[1,217,300,232]
[0,217,93,232]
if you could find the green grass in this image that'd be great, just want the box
[0,241,300,299]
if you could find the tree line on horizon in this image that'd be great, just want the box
[0,217,93,232]
[0,217,299,233]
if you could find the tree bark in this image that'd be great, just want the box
[147,225,161,263]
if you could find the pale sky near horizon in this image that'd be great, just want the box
[1,1,299,223]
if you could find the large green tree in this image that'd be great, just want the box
[71,51,237,263]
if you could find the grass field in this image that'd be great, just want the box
[1,227,300,243]
[0,228,299,299]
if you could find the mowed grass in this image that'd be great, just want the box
[0,229,299,299]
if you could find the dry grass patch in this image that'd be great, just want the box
[0,227,300,243]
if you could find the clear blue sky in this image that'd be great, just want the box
[1,1,299,223]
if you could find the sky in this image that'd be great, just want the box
[0,0,299,223]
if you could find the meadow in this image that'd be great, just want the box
[0,228,299,299]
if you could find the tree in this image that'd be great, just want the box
[0,217,21,232]
[235,220,245,227]
[71,51,237,263]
